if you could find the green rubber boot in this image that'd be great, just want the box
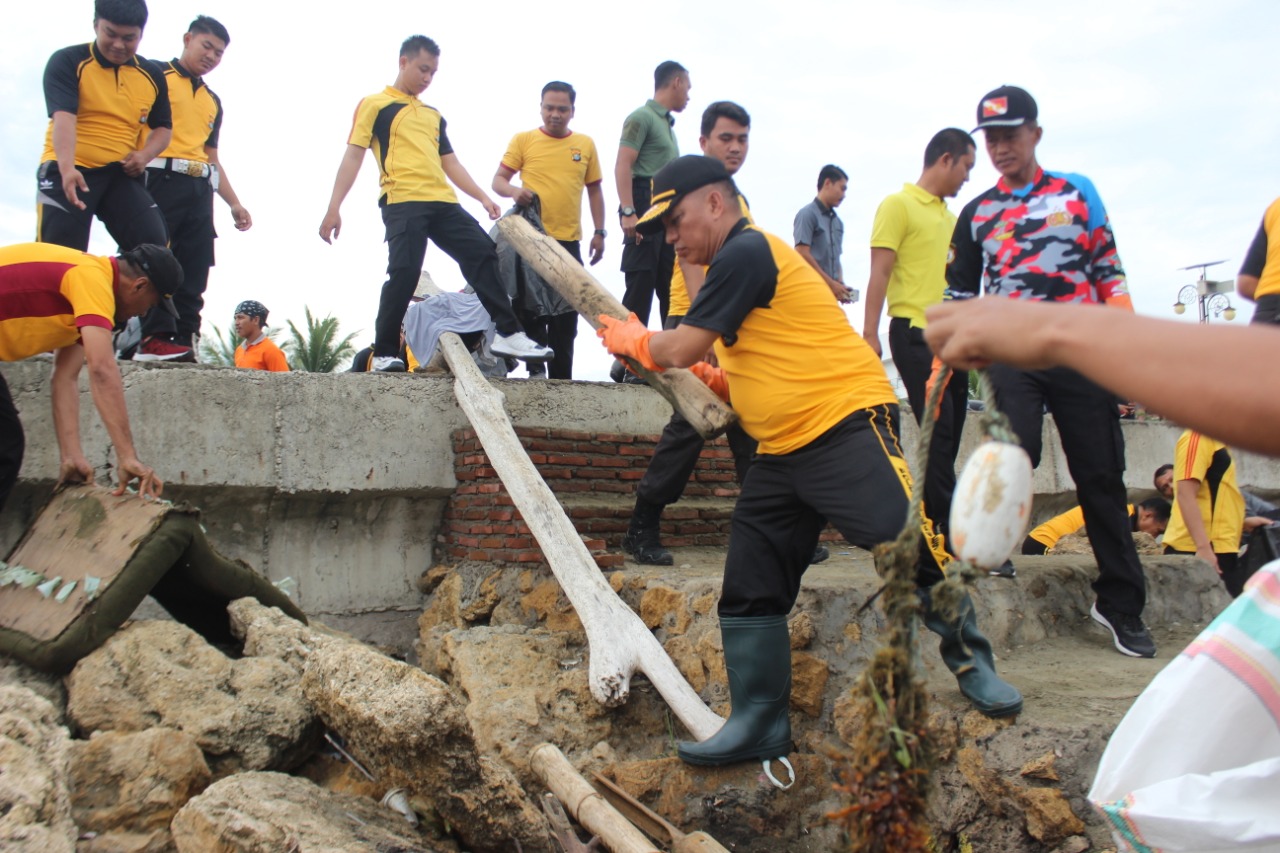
[678,615,794,766]
[921,589,1023,718]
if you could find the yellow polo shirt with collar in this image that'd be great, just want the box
[149,60,222,163]
[347,86,457,206]
[500,129,602,241]
[870,182,956,328]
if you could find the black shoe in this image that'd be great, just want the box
[621,499,673,565]
[809,545,830,565]
[678,615,794,766]
[989,559,1017,578]
[1090,602,1156,658]
[609,359,628,383]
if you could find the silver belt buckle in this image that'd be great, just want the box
[185,160,204,177]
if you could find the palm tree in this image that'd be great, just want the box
[199,324,242,366]
[284,307,358,373]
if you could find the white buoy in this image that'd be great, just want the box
[949,441,1034,570]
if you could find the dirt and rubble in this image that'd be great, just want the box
[0,545,1230,852]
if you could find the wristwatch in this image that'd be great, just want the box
[594,229,607,237]
[618,206,636,217]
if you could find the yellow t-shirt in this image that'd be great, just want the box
[1256,197,1280,299]
[499,129,601,241]
[0,243,116,361]
[1163,431,1245,554]
[869,183,956,328]
[347,87,457,206]
[1029,504,1135,550]
[684,220,895,455]
[149,61,221,163]
[669,196,753,318]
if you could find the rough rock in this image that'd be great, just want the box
[65,620,318,775]
[0,685,76,853]
[299,636,548,852]
[69,727,211,846]
[0,656,67,715]
[1020,786,1088,845]
[170,771,450,853]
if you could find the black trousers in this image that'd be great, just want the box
[1164,546,1248,598]
[719,406,950,617]
[0,375,25,514]
[889,317,968,532]
[36,161,167,252]
[619,177,672,326]
[1252,294,1280,325]
[140,169,216,342]
[989,363,1146,616]
[377,202,519,357]
[519,240,581,379]
[636,313,757,505]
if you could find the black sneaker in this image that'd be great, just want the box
[620,531,674,566]
[810,545,830,565]
[1090,602,1156,658]
[989,559,1017,579]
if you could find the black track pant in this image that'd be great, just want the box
[0,375,25,514]
[140,169,215,342]
[36,161,167,252]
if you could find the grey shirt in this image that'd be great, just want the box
[793,198,844,281]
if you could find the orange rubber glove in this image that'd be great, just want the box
[688,361,730,402]
[596,313,662,373]
[924,355,952,421]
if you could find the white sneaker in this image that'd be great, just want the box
[491,331,554,362]
[372,356,406,372]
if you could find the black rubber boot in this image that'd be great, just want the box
[620,499,674,566]
[920,589,1023,718]
[678,615,794,766]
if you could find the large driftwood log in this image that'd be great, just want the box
[495,215,737,440]
[531,744,657,853]
[417,272,723,741]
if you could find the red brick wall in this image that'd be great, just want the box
[439,426,744,567]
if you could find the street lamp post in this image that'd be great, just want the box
[1173,261,1237,323]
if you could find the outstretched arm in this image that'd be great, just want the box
[924,298,1280,456]
[319,144,367,243]
[442,153,500,220]
[80,326,163,498]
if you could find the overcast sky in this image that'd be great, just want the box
[3,0,1277,379]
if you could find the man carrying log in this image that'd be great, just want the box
[0,242,180,510]
[598,156,1022,767]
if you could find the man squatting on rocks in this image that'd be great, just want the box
[133,14,253,363]
[944,85,1156,658]
[0,242,182,511]
[491,79,608,380]
[319,35,553,373]
[618,101,829,569]
[599,155,1022,768]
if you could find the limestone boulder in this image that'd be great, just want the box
[0,656,66,716]
[299,637,548,853]
[65,620,318,775]
[0,686,76,853]
[170,771,449,853]
[69,727,211,846]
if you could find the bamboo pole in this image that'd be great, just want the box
[531,744,658,853]
[495,215,737,439]
[416,272,723,741]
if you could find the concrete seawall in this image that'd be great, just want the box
[4,359,1277,645]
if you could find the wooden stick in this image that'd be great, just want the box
[417,272,723,741]
[531,744,658,853]
[495,216,737,439]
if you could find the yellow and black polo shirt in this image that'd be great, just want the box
[347,86,457,206]
[1163,430,1246,554]
[682,219,896,455]
[142,59,222,162]
[0,242,117,362]
[40,41,171,169]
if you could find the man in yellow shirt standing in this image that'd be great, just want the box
[1237,196,1280,325]
[862,129,978,562]
[1162,430,1249,596]
[492,81,606,379]
[0,242,179,510]
[231,301,288,373]
[318,35,551,372]
[134,15,253,363]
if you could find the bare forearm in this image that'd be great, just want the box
[1176,480,1212,551]
[863,269,890,336]
[587,184,605,230]
[50,352,84,461]
[796,245,840,289]
[325,146,365,213]
[491,171,518,198]
[87,361,139,462]
[1237,274,1259,302]
[136,127,171,161]
[51,112,78,170]
[614,154,635,208]
[441,156,488,203]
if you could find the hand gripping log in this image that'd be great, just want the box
[415,272,724,742]
[494,215,737,439]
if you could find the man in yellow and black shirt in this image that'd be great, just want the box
[134,15,254,363]
[1163,430,1251,596]
[0,241,180,511]
[1022,497,1170,555]
[1238,195,1280,325]
[36,0,170,255]
[318,35,550,373]
[599,156,1021,769]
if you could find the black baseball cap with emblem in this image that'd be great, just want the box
[973,85,1038,132]
[636,155,737,236]
[123,244,183,318]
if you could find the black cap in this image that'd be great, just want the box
[124,244,183,319]
[636,155,735,236]
[973,85,1038,132]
